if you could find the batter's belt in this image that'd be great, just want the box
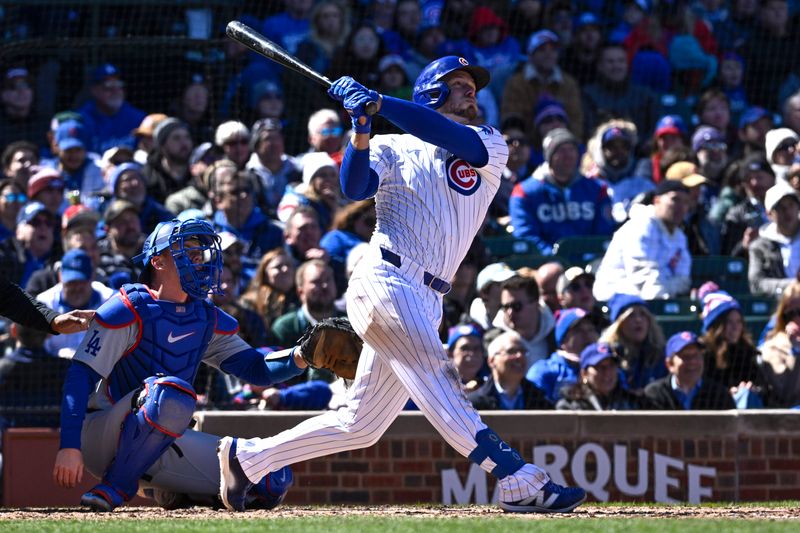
[379,247,451,294]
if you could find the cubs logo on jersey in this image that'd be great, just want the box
[445,154,481,196]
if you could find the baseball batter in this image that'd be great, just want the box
[52,218,300,511]
[219,56,586,513]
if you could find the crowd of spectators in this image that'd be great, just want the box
[3,0,800,421]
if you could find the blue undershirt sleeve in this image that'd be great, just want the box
[340,143,379,201]
[59,361,101,450]
[379,95,489,167]
[220,347,304,386]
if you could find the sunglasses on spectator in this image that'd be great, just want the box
[505,136,529,147]
[702,141,727,152]
[783,308,800,322]
[319,126,343,137]
[500,301,529,312]
[102,80,125,90]
[224,138,249,147]
[3,193,27,203]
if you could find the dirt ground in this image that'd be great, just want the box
[1,505,799,521]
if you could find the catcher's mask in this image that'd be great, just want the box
[133,218,223,299]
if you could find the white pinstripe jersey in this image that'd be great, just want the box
[368,125,509,281]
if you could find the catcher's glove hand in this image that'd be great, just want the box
[297,317,363,380]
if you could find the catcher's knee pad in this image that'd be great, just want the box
[468,428,526,479]
[140,375,197,436]
[102,376,197,499]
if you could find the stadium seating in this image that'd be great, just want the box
[483,236,536,260]
[691,256,749,295]
[552,235,611,266]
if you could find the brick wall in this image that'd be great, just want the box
[196,411,800,504]
[5,411,800,507]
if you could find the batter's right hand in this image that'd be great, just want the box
[53,448,84,488]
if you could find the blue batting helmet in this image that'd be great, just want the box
[412,56,490,109]
[133,218,223,299]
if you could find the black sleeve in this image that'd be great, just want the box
[0,277,58,333]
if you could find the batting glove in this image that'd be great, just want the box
[327,76,368,103]
[345,90,380,134]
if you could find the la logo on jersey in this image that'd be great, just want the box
[445,155,481,196]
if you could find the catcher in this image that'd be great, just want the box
[51,217,357,511]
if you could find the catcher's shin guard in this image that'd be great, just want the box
[95,376,196,507]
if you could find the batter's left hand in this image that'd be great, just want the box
[51,309,96,334]
[328,76,368,102]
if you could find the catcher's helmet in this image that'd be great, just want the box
[412,56,490,109]
[133,218,223,299]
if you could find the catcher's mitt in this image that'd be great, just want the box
[298,317,363,380]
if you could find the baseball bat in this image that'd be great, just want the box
[225,21,378,117]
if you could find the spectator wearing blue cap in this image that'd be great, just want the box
[3,202,56,287]
[36,249,114,359]
[582,43,659,149]
[446,323,489,394]
[599,293,667,392]
[720,152,775,257]
[736,106,773,158]
[509,127,615,254]
[108,163,172,234]
[468,330,552,410]
[594,180,692,300]
[556,342,650,411]
[78,64,146,154]
[644,331,736,410]
[583,119,655,223]
[698,291,765,407]
[692,125,729,186]
[46,120,105,210]
[634,114,688,184]
[501,29,583,142]
[527,307,599,404]
[561,13,602,86]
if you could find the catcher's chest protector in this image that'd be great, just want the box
[105,284,215,402]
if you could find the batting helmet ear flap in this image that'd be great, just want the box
[413,80,451,109]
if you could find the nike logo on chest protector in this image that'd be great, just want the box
[167,331,195,343]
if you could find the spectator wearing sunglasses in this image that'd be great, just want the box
[556,266,609,331]
[765,127,800,184]
[748,181,800,296]
[492,275,556,370]
[301,108,344,166]
[0,178,27,242]
[78,64,146,154]
[216,120,252,170]
[761,280,800,407]
[0,202,56,287]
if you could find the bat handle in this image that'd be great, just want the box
[364,100,378,116]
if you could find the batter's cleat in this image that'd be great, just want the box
[247,466,294,510]
[218,436,253,512]
[81,483,126,512]
[499,480,587,514]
